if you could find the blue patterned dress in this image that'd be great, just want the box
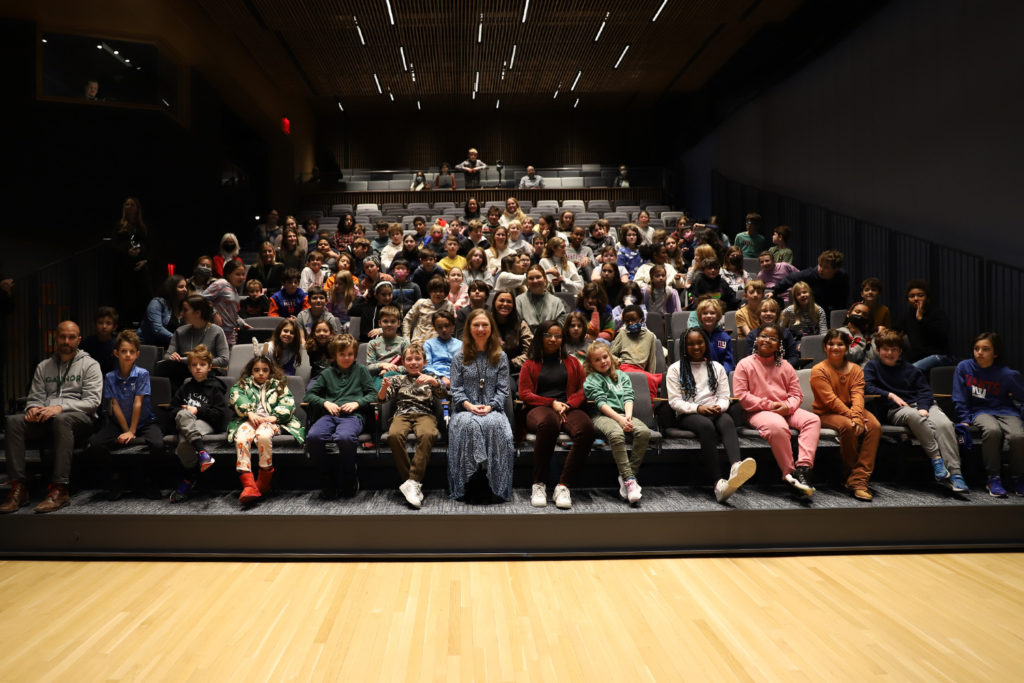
[447,349,515,500]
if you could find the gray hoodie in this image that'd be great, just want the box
[27,349,103,418]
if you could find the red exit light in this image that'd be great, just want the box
[281,117,291,134]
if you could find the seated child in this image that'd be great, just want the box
[439,235,468,274]
[366,305,409,391]
[228,346,305,506]
[169,345,229,502]
[304,334,377,498]
[267,319,304,376]
[299,251,327,291]
[953,332,1023,497]
[423,310,462,386]
[734,279,765,337]
[583,342,651,505]
[390,259,422,316]
[690,258,739,311]
[269,268,309,318]
[296,286,343,335]
[403,276,454,345]
[305,320,335,387]
[610,305,663,405]
[769,225,794,263]
[379,343,448,508]
[864,329,967,492]
[744,298,800,368]
[641,264,682,316]
[87,330,162,499]
[411,249,445,293]
[81,306,118,376]
[860,277,892,329]
[239,279,270,318]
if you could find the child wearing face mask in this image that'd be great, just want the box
[610,305,663,405]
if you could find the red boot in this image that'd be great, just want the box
[256,467,274,495]
[239,472,261,505]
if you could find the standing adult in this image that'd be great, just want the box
[455,148,488,189]
[776,250,849,317]
[110,196,154,325]
[519,320,595,509]
[1,321,102,513]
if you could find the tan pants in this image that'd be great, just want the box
[387,413,438,482]
[819,412,880,489]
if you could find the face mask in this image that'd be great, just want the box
[848,314,869,329]
[195,266,212,279]
[626,321,643,335]
[222,243,235,252]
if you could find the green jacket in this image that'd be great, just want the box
[583,370,635,415]
[303,363,376,409]
[227,377,305,444]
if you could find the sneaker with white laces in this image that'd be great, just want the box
[930,457,950,481]
[624,478,642,505]
[553,484,572,509]
[785,466,815,497]
[716,457,757,503]
[530,483,547,507]
[617,476,627,501]
[399,479,422,508]
[414,480,425,504]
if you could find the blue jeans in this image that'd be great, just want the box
[913,354,955,375]
[307,414,364,479]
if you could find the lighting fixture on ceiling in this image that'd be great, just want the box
[522,0,530,23]
[400,46,407,71]
[495,99,500,110]
[574,98,580,108]
[385,0,395,25]
[595,11,609,41]
[354,16,365,45]
[477,13,483,43]
[652,0,668,22]
[571,70,581,91]
[613,44,630,69]
[373,73,382,94]
[509,44,517,70]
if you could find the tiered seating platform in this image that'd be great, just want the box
[3,438,1022,559]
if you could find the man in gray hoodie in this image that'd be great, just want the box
[1,320,102,513]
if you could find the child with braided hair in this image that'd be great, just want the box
[667,328,754,503]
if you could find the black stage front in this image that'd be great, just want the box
[2,484,1021,559]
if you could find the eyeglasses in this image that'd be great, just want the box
[756,335,779,342]
[543,333,563,340]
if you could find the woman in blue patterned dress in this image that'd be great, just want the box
[448,308,516,500]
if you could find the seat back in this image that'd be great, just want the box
[796,368,816,413]
[645,311,667,346]
[830,309,847,329]
[246,316,283,330]
[722,310,737,337]
[150,376,172,407]
[228,345,256,378]
[669,311,692,341]
[929,365,957,395]
[626,372,657,430]
[138,344,160,371]
[801,334,827,365]
[286,375,308,423]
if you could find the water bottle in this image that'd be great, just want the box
[443,400,450,427]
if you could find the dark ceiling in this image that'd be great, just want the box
[194,0,809,114]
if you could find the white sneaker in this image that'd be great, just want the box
[531,483,547,507]
[553,484,572,509]
[716,457,757,503]
[414,480,425,504]
[624,478,642,505]
[399,479,422,508]
[617,476,627,501]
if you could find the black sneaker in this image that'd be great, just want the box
[319,486,340,500]
[786,466,816,497]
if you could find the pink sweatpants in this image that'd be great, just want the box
[746,408,821,479]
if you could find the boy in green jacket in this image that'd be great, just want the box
[304,334,376,498]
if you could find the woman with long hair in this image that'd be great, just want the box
[447,309,515,501]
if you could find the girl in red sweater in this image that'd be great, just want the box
[518,320,595,509]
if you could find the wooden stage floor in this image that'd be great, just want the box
[0,553,1019,681]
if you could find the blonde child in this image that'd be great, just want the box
[781,281,827,342]
[584,342,651,504]
[735,279,766,337]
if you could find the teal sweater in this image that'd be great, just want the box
[303,363,376,409]
[583,371,635,414]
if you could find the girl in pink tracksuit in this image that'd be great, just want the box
[733,324,821,498]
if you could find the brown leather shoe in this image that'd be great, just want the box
[0,482,29,513]
[848,486,874,502]
[34,484,70,513]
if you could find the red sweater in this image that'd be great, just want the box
[519,356,586,409]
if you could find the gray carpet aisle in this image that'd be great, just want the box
[9,483,1020,516]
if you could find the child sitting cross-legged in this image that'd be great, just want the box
[228,343,305,506]
[379,343,448,508]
